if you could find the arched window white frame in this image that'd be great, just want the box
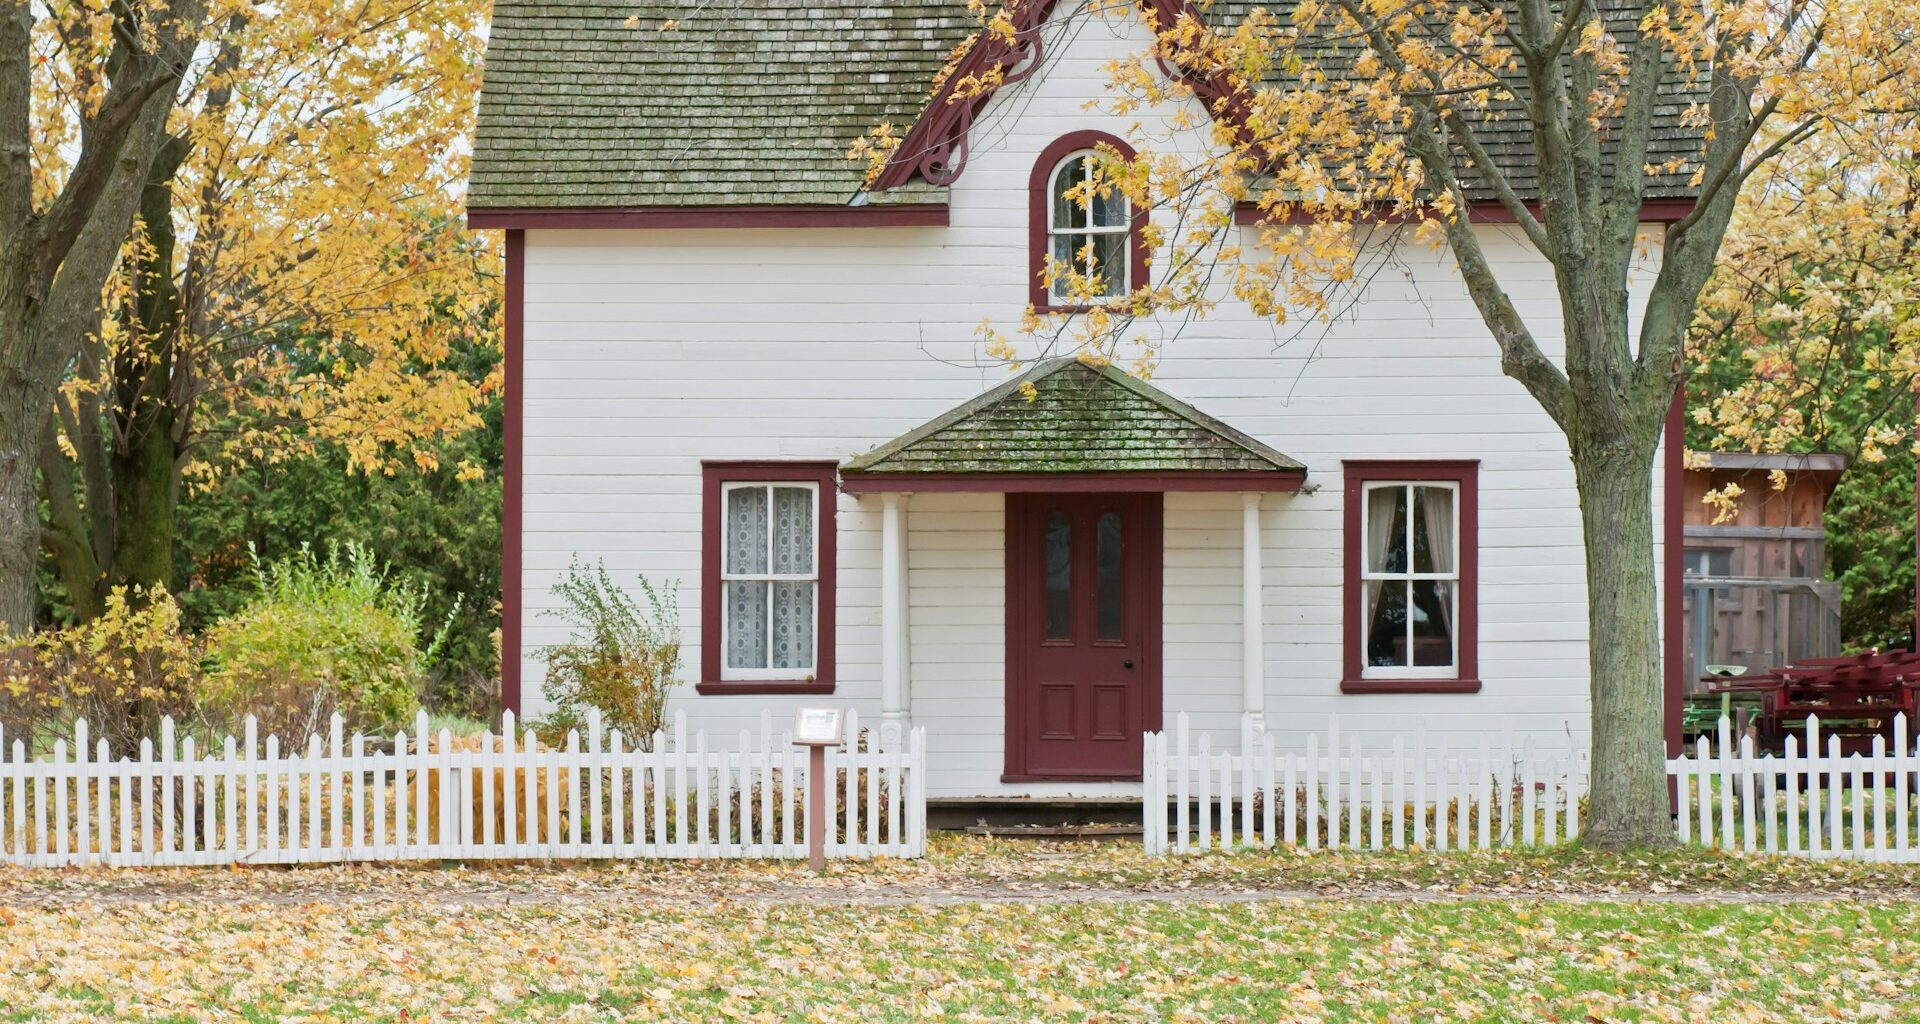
[1045,150,1130,303]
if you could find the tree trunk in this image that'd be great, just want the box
[111,159,186,597]
[0,357,39,636]
[110,403,177,594]
[1571,430,1673,847]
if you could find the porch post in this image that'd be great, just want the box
[1241,492,1265,734]
[881,492,910,727]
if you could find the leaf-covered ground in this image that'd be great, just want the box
[3,838,1918,1021]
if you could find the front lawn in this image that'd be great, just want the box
[3,837,1918,1022]
[3,894,1915,1022]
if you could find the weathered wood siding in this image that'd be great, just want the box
[516,9,1673,799]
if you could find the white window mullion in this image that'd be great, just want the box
[756,484,771,668]
[1402,485,1415,667]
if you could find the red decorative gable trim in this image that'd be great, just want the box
[870,0,1244,193]
[867,0,1064,192]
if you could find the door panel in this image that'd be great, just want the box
[1005,493,1162,780]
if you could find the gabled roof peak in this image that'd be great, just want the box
[841,357,1305,483]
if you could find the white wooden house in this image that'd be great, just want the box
[469,0,1699,800]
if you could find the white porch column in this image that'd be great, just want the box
[880,492,910,726]
[1240,492,1265,734]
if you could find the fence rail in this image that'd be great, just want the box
[0,709,925,867]
[1144,714,1585,855]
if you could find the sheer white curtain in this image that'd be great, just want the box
[1363,485,1400,650]
[1420,485,1455,640]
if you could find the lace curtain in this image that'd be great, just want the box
[725,485,815,671]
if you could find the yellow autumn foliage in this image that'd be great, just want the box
[1,587,195,756]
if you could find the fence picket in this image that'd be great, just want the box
[183,738,201,864]
[1850,751,1866,860]
[1174,713,1190,853]
[1871,735,1887,858]
[1826,732,1844,855]
[1283,746,1298,848]
[1198,733,1214,851]
[1299,733,1311,851]
[1898,715,1912,859]
[1260,733,1277,848]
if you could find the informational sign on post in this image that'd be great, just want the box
[792,707,846,871]
[793,707,845,747]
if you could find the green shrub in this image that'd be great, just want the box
[200,543,451,741]
[538,558,680,748]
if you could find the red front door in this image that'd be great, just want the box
[1005,493,1162,780]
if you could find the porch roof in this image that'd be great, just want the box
[839,358,1306,493]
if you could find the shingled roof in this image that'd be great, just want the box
[840,359,1306,479]
[1209,0,1707,202]
[471,0,1706,210]
[471,0,972,209]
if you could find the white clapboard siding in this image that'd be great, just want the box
[1145,712,1588,855]
[0,709,925,867]
[1667,714,1920,863]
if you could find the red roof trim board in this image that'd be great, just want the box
[467,204,949,230]
[838,470,1304,494]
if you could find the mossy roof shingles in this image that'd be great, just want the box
[842,359,1306,475]
[471,0,973,208]
[471,1,1705,209]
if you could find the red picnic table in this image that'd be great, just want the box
[1705,648,1920,754]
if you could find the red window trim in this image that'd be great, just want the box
[1341,460,1480,694]
[698,461,838,695]
[500,229,525,717]
[1029,131,1150,314]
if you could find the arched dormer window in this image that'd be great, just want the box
[1029,131,1147,312]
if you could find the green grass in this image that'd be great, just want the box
[1,896,1914,1021]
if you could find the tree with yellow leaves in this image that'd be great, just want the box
[1688,40,1920,650]
[942,0,1920,845]
[27,0,495,622]
[1,0,213,635]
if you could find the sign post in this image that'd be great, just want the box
[792,707,845,872]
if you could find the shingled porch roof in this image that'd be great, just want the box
[839,359,1305,493]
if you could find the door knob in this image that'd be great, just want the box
[1123,659,1135,669]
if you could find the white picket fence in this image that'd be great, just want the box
[1146,713,1920,860]
[1672,714,1920,861]
[0,708,925,867]
[1144,713,1586,855]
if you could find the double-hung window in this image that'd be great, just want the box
[1342,461,1479,692]
[1045,151,1131,303]
[700,462,836,693]
[1028,131,1146,311]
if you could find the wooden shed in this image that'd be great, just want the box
[1680,452,1846,691]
